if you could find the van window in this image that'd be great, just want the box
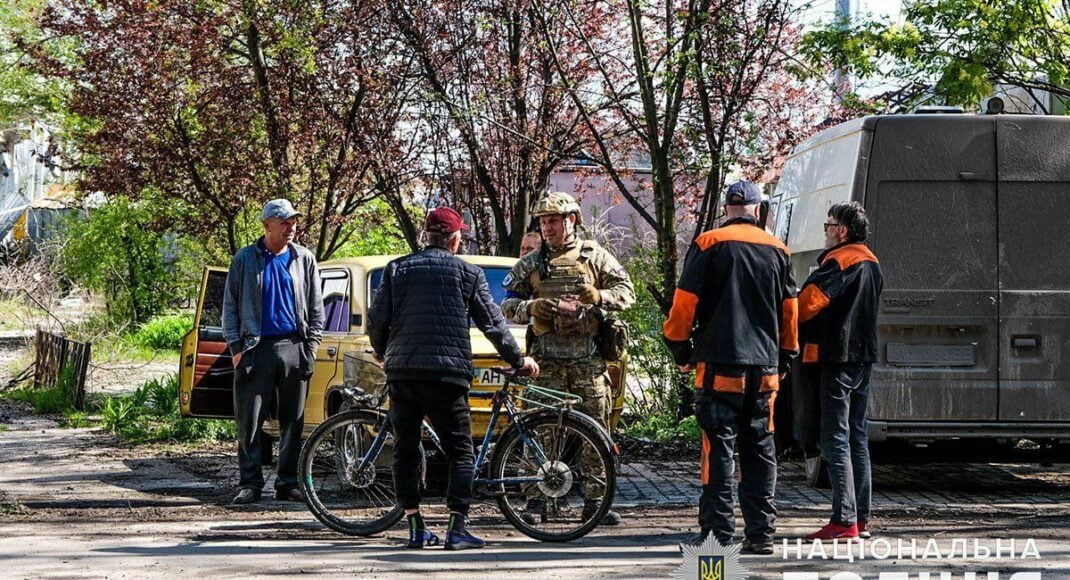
[869,181,997,290]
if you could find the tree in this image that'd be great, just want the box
[802,0,1070,110]
[31,0,421,258]
[0,0,67,125]
[60,197,201,325]
[388,0,595,255]
[536,0,838,311]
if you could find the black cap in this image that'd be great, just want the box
[724,180,762,206]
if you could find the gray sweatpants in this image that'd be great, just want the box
[233,335,307,492]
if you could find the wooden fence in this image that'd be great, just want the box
[33,328,92,411]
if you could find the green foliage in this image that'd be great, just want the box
[802,0,1070,109]
[133,314,194,351]
[623,413,701,442]
[0,1,69,125]
[61,411,91,428]
[5,364,79,415]
[99,396,143,437]
[0,496,25,515]
[59,196,204,326]
[135,374,180,417]
[330,200,412,258]
[617,234,691,420]
[94,373,235,444]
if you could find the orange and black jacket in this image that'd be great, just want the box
[798,242,883,364]
[662,216,799,377]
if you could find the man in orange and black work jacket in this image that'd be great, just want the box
[799,202,883,542]
[663,180,799,555]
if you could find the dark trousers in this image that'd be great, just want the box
[389,381,475,515]
[696,365,778,544]
[234,336,307,492]
[819,363,872,526]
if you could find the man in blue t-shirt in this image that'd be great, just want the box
[222,199,324,505]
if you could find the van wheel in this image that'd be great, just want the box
[805,453,830,488]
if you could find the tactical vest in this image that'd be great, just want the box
[529,241,600,359]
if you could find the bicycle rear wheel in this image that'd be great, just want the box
[491,411,616,542]
[298,409,404,536]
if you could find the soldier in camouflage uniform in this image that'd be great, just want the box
[501,192,635,526]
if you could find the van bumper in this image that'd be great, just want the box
[868,421,1070,443]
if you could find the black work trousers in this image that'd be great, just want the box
[389,381,475,515]
[233,336,307,492]
[695,365,778,544]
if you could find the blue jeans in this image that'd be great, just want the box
[819,364,872,526]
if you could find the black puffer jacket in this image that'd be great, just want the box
[367,246,523,388]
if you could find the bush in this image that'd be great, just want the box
[5,364,79,415]
[96,373,235,444]
[99,396,143,435]
[623,413,701,442]
[617,234,692,423]
[59,196,204,326]
[133,314,194,351]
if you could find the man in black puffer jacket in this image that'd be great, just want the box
[368,206,539,551]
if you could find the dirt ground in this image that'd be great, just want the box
[2,394,1069,580]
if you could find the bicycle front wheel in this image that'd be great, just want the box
[298,409,404,536]
[491,411,616,542]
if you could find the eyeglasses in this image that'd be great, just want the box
[823,222,843,231]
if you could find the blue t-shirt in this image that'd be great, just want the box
[261,246,297,337]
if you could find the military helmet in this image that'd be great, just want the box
[531,192,582,226]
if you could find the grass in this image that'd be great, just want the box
[0,424,9,432]
[0,497,25,515]
[3,371,235,445]
[0,296,49,332]
[61,411,91,428]
[3,364,80,415]
[95,373,236,444]
[622,413,701,442]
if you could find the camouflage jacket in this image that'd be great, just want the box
[501,238,635,325]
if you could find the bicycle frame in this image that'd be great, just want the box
[355,379,564,492]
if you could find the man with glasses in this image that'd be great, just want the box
[799,202,884,540]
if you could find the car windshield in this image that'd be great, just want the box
[368,265,519,327]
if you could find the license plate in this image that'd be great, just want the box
[473,368,506,387]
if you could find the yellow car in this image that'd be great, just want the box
[179,255,628,438]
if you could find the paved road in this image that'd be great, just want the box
[2,403,1068,579]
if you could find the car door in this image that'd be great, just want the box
[303,267,348,426]
[996,116,1070,421]
[865,116,1000,422]
[181,267,234,417]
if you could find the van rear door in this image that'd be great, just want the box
[865,116,999,421]
[996,117,1070,421]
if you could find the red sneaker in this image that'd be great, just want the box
[858,520,871,539]
[805,522,859,541]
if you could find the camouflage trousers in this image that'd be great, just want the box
[535,356,611,500]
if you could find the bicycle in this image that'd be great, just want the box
[297,368,617,542]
